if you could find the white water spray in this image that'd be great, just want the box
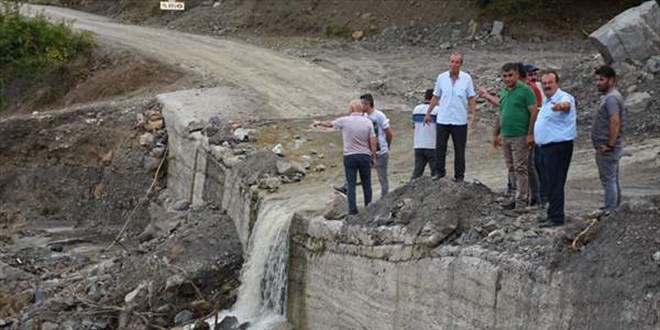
[207,203,293,329]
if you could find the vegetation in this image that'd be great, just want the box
[0,1,96,110]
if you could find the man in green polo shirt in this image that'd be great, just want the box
[491,62,538,210]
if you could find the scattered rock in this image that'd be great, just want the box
[491,20,504,43]
[193,319,211,330]
[466,19,478,39]
[165,274,186,291]
[645,55,660,74]
[144,119,164,131]
[174,310,194,325]
[150,146,166,158]
[233,128,254,142]
[124,282,147,304]
[352,30,365,41]
[323,192,347,220]
[139,132,154,146]
[439,41,453,50]
[625,92,651,113]
[144,156,162,171]
[653,251,660,264]
[313,164,326,172]
[272,143,284,156]
[276,160,305,176]
[41,322,59,330]
[216,316,239,330]
[259,177,282,191]
[138,222,161,243]
[173,199,191,211]
[393,198,414,225]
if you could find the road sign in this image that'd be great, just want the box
[160,0,185,11]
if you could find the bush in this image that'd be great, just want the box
[324,22,351,38]
[0,1,96,109]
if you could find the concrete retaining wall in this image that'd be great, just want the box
[287,215,659,330]
[159,90,261,248]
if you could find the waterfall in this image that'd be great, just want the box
[207,202,293,329]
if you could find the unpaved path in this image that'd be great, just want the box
[26,5,356,120]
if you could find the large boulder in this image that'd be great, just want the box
[590,1,660,64]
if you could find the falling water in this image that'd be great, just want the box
[207,203,293,329]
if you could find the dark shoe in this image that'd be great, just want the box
[432,174,445,181]
[539,219,564,228]
[333,186,347,195]
[501,200,516,210]
[453,177,464,183]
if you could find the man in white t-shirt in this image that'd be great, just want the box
[423,53,477,183]
[361,93,394,197]
[411,89,439,180]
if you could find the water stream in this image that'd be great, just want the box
[206,202,293,329]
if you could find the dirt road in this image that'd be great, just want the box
[26,5,356,120]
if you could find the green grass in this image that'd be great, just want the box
[0,1,96,109]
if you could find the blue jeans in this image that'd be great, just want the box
[541,141,573,221]
[596,147,623,211]
[344,154,372,215]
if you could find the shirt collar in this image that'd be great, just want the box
[350,112,364,117]
[544,88,562,104]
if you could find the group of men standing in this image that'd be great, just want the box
[316,52,627,224]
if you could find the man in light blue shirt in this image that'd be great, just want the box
[534,70,577,228]
[423,53,477,182]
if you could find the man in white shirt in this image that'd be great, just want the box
[411,89,438,180]
[361,93,394,197]
[423,53,477,182]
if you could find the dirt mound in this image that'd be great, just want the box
[4,46,186,116]
[556,199,660,329]
[347,177,660,272]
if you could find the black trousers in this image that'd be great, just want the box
[412,148,437,179]
[541,140,573,221]
[436,124,467,180]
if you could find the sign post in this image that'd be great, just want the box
[160,0,185,11]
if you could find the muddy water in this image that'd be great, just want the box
[208,203,293,329]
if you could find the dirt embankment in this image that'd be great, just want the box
[58,0,639,40]
[0,99,243,329]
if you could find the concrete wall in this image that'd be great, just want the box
[287,215,659,330]
[159,90,261,248]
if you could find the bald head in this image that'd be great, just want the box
[347,99,364,114]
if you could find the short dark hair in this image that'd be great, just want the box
[360,93,374,108]
[595,65,616,80]
[502,62,519,73]
[542,69,560,83]
[516,62,526,79]
[424,89,434,100]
